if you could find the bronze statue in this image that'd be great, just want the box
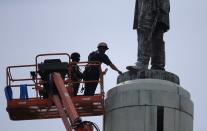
[127,0,170,71]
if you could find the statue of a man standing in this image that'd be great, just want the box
[127,0,170,71]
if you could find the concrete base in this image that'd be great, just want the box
[104,71,193,131]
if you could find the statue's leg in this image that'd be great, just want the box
[126,0,156,71]
[151,26,165,70]
[126,29,154,71]
[136,29,151,68]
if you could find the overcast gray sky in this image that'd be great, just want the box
[0,0,207,131]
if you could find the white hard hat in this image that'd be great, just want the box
[97,42,109,50]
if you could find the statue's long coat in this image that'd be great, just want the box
[133,0,170,32]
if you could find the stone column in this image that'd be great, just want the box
[104,70,193,131]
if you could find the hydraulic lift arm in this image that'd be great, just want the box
[51,72,96,131]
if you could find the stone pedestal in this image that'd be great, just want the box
[104,70,193,131]
[117,70,180,84]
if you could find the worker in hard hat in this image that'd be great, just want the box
[70,52,84,96]
[83,42,122,96]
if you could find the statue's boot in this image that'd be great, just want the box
[126,62,148,71]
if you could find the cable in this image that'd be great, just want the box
[74,121,100,131]
[84,121,100,131]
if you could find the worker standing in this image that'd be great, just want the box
[70,52,83,96]
[83,42,122,96]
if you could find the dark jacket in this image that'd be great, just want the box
[71,64,83,81]
[83,50,112,80]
